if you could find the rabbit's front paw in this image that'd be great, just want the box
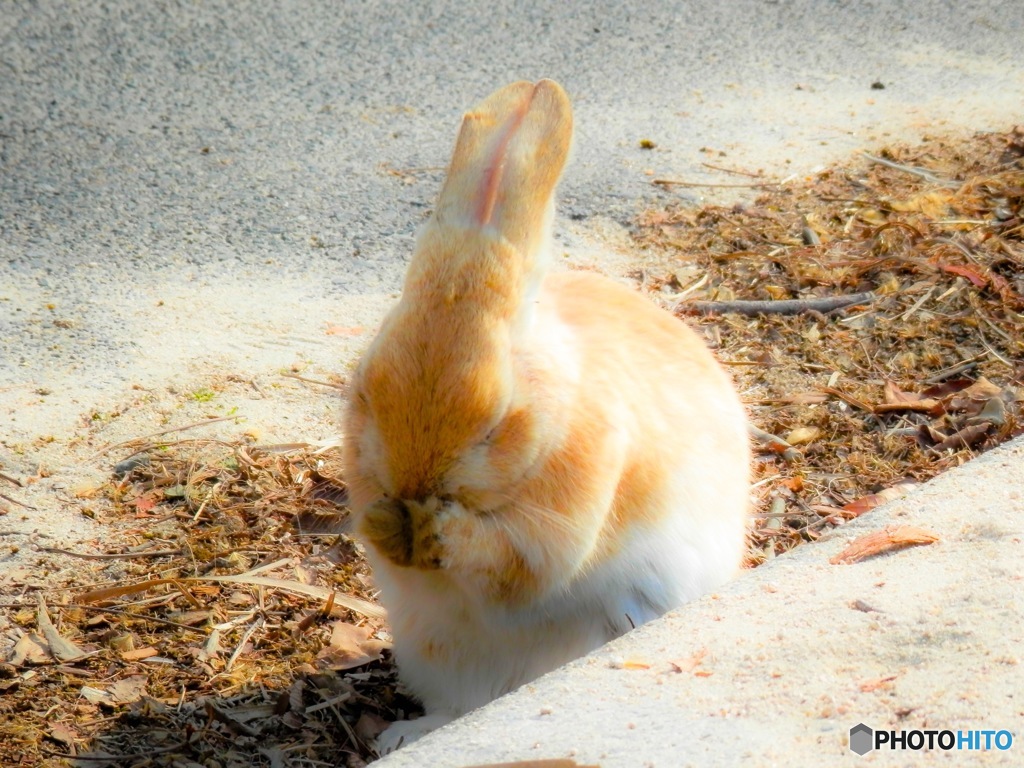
[361,497,450,570]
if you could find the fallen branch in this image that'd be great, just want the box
[0,471,25,487]
[676,292,875,316]
[653,178,780,189]
[0,493,37,510]
[281,372,346,390]
[700,161,766,178]
[75,560,387,620]
[923,356,984,384]
[30,533,181,560]
[861,152,958,187]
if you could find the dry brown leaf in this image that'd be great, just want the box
[294,564,319,586]
[48,721,78,751]
[71,481,104,499]
[316,622,388,670]
[80,686,113,705]
[931,423,993,451]
[830,525,940,565]
[36,596,88,663]
[947,377,1006,412]
[875,381,941,414]
[168,609,214,626]
[936,262,987,287]
[921,378,975,399]
[781,476,804,492]
[107,675,148,703]
[890,190,953,217]
[354,711,390,743]
[198,627,223,663]
[966,396,1006,427]
[133,493,159,513]
[9,633,50,666]
[961,376,1005,398]
[918,424,950,445]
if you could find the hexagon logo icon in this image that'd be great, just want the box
[850,723,874,755]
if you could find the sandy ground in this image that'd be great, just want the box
[2,1,1023,570]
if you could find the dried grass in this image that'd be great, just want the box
[1,444,409,768]
[635,126,1023,563]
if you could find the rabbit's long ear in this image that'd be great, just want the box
[401,80,573,334]
[434,79,573,256]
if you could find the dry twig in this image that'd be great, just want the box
[92,416,244,458]
[676,292,875,316]
[654,178,780,189]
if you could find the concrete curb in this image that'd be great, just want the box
[376,434,1024,767]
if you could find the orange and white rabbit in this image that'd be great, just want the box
[342,80,749,752]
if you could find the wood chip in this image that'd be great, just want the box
[107,675,148,703]
[121,647,159,661]
[859,674,899,692]
[830,525,940,564]
[841,480,921,518]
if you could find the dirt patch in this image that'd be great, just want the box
[1,128,1021,767]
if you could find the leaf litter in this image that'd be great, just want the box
[1,128,1021,766]
[1,443,408,767]
[635,126,1022,563]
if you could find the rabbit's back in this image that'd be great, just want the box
[535,269,750,599]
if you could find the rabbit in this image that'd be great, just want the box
[341,79,750,754]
